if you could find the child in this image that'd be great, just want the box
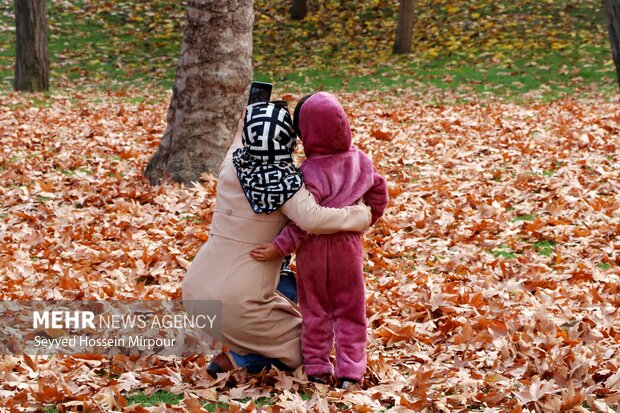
[250,92,388,387]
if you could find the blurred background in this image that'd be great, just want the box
[0,0,615,100]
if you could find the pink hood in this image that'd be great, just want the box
[294,92,387,221]
[299,92,352,157]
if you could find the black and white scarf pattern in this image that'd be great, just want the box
[232,102,303,214]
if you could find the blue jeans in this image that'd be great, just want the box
[276,262,298,304]
[229,351,290,373]
[229,257,297,372]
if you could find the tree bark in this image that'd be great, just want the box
[603,0,620,89]
[392,0,416,54]
[290,0,308,20]
[14,0,49,91]
[145,0,254,185]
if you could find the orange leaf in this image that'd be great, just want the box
[371,128,393,141]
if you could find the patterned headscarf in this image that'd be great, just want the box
[232,102,303,214]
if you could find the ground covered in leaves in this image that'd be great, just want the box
[1,87,619,412]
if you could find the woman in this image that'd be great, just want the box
[182,102,371,375]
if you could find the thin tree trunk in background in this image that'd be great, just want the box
[145,0,254,185]
[14,0,49,91]
[603,0,620,89]
[392,0,416,54]
[290,0,308,20]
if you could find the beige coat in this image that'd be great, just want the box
[182,130,370,368]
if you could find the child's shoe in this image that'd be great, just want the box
[308,375,330,385]
[337,377,361,390]
[206,352,236,377]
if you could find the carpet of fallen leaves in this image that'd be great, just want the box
[1,88,620,412]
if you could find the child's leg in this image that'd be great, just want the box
[296,238,335,377]
[329,234,367,381]
[277,256,298,303]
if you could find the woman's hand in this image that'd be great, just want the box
[235,109,246,136]
[250,243,282,261]
[231,109,246,145]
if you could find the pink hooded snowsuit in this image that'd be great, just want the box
[272,92,389,381]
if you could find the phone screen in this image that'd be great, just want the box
[248,82,272,105]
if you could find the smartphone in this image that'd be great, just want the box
[248,81,272,105]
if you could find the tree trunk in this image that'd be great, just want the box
[145,0,254,185]
[603,0,620,89]
[290,0,308,20]
[392,0,416,54]
[14,0,49,91]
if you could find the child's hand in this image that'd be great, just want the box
[250,243,282,261]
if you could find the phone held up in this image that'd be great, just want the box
[248,81,289,110]
[248,81,272,105]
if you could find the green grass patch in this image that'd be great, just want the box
[94,368,120,379]
[239,396,274,406]
[490,245,518,259]
[204,398,277,412]
[510,214,536,223]
[527,169,557,177]
[179,214,202,224]
[533,240,556,256]
[55,168,76,177]
[203,402,231,412]
[125,390,183,407]
[54,167,93,176]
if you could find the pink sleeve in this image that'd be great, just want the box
[364,167,389,226]
[273,221,311,256]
